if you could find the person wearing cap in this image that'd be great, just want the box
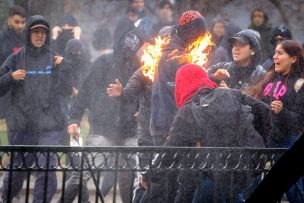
[0,15,73,203]
[261,25,292,71]
[51,13,82,55]
[209,29,265,90]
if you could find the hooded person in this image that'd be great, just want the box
[208,29,265,90]
[262,25,292,70]
[150,10,208,146]
[64,38,90,89]
[0,15,73,203]
[51,13,83,55]
[163,64,270,203]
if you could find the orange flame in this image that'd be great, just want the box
[171,32,214,68]
[141,36,170,81]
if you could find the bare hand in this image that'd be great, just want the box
[72,87,78,97]
[54,56,63,65]
[68,124,80,139]
[52,26,62,40]
[213,69,230,81]
[11,70,26,81]
[107,79,123,97]
[270,100,283,114]
[139,175,148,190]
[72,26,82,40]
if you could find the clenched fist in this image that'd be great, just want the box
[11,69,26,81]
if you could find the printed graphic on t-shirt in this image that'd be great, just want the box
[263,81,287,100]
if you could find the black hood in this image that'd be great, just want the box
[228,29,261,65]
[25,15,50,48]
[113,18,135,55]
[64,39,82,56]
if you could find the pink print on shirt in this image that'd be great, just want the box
[263,81,287,100]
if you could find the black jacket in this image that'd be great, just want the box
[0,26,24,66]
[122,68,152,145]
[261,73,304,142]
[208,62,265,90]
[166,89,271,147]
[68,52,117,137]
[0,26,25,118]
[0,15,73,133]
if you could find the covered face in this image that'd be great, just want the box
[175,64,218,108]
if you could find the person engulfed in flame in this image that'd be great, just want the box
[147,10,209,203]
[151,10,208,146]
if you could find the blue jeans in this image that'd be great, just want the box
[269,135,304,203]
[1,131,61,203]
[192,174,251,203]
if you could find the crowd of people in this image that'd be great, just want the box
[0,0,304,202]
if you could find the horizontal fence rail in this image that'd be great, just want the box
[0,146,289,203]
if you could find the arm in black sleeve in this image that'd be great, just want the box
[277,87,304,134]
[208,62,229,84]
[232,89,273,145]
[165,105,203,147]
[0,55,16,97]
[68,71,95,125]
[122,68,148,99]
[54,58,74,96]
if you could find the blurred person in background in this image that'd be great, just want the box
[208,17,230,66]
[262,25,292,70]
[249,8,273,63]
[152,0,175,36]
[0,6,26,137]
[51,13,82,55]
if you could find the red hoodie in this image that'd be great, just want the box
[175,64,218,108]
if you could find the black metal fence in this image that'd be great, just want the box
[0,146,289,203]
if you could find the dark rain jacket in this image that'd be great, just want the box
[64,39,90,89]
[0,15,73,133]
[164,89,271,203]
[150,33,187,139]
[122,68,152,146]
[68,52,117,137]
[208,62,265,90]
[0,26,25,118]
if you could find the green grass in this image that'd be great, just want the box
[0,115,90,145]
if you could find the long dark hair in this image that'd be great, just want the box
[246,40,304,99]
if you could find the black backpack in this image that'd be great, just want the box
[190,87,258,147]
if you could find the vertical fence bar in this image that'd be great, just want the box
[95,171,101,203]
[7,151,14,203]
[60,170,67,203]
[25,171,31,203]
[78,151,84,203]
[43,152,50,203]
[113,151,119,203]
